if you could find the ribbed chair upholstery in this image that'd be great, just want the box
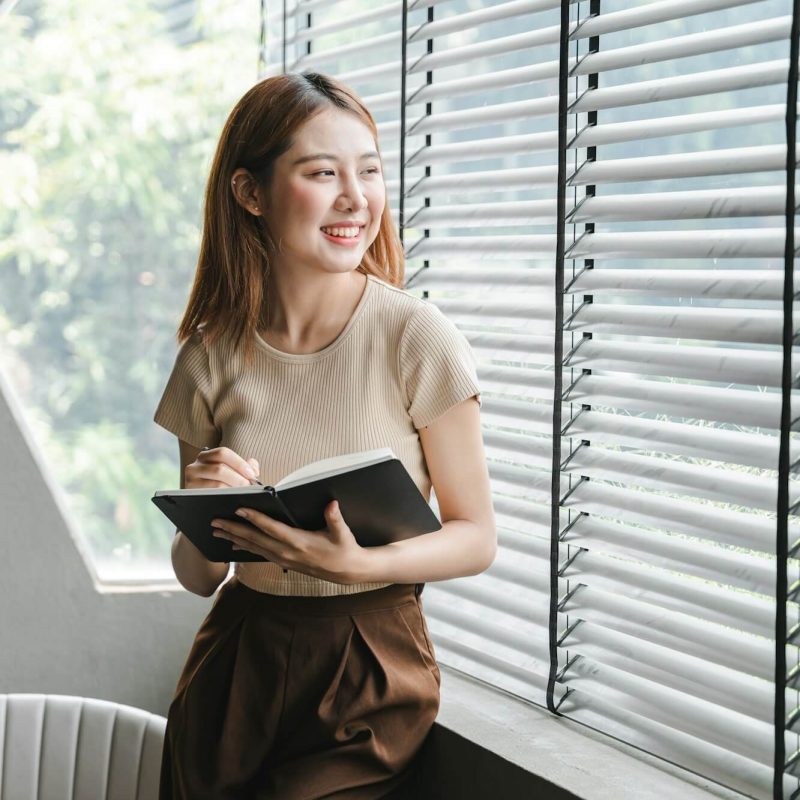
[0,694,166,800]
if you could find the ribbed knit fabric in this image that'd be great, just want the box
[153,272,482,596]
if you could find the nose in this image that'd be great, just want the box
[335,172,368,213]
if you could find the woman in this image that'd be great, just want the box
[155,71,496,799]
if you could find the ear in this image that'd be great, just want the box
[230,168,265,217]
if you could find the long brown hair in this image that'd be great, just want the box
[176,71,405,360]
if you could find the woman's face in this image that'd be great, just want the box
[262,107,386,276]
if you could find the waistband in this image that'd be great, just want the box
[229,576,424,617]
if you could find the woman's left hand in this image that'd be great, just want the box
[210,501,366,584]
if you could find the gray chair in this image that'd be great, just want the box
[0,694,166,800]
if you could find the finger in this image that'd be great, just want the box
[211,517,282,546]
[325,500,341,523]
[198,447,258,481]
[247,458,260,477]
[183,477,239,490]
[213,528,287,565]
[187,460,250,488]
[233,508,295,544]
[212,517,258,536]
[324,500,351,537]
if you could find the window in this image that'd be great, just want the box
[0,0,259,579]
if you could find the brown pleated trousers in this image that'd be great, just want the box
[159,576,441,800]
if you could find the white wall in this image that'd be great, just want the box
[0,370,209,717]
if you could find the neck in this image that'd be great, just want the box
[262,270,367,348]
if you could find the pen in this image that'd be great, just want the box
[201,446,263,486]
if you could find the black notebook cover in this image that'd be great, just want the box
[152,457,442,562]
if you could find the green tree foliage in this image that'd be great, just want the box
[0,0,257,572]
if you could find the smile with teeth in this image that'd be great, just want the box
[321,226,362,238]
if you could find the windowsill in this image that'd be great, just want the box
[435,666,746,800]
[89,559,183,593]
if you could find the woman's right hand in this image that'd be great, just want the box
[184,446,260,490]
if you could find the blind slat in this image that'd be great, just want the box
[575,16,790,76]
[570,229,792,259]
[570,0,764,40]
[573,104,787,148]
[570,304,781,345]
[569,187,787,221]
[407,0,559,42]
[572,60,788,115]
[408,201,556,226]
[572,145,792,184]
[403,131,557,165]
[569,269,783,299]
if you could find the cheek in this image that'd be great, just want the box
[367,187,386,223]
[285,183,327,225]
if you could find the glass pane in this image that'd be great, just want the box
[0,0,259,580]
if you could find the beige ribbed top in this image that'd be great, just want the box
[153,272,482,596]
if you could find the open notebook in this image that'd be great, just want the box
[152,447,441,562]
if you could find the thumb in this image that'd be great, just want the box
[247,458,259,476]
[325,501,353,541]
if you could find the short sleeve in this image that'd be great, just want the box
[399,301,482,430]
[153,331,220,448]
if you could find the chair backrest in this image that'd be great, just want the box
[0,694,166,800]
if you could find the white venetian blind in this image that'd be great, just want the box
[553,2,798,799]
[268,1,799,798]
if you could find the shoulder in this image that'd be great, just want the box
[366,273,427,319]
[177,325,242,374]
[174,328,210,368]
[396,292,477,377]
[366,273,454,337]
[400,297,470,355]
[171,327,225,392]
[365,273,472,357]
[178,327,209,356]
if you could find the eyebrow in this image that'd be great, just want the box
[292,151,381,166]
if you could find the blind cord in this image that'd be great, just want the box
[547,0,572,715]
[775,1,799,797]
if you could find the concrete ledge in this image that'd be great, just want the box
[416,666,747,800]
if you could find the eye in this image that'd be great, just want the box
[312,169,335,177]
[364,167,381,174]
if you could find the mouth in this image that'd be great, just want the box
[320,224,365,246]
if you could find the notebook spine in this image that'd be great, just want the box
[266,485,300,528]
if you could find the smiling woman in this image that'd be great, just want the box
[153,71,495,800]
